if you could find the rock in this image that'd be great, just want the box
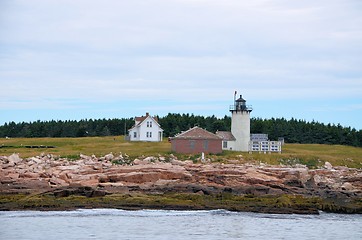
[58,172,70,182]
[8,153,22,165]
[102,162,113,168]
[1,152,361,212]
[228,160,240,164]
[341,182,354,191]
[98,182,124,187]
[184,160,194,165]
[324,162,333,170]
[121,172,162,183]
[2,162,15,169]
[133,159,151,165]
[170,159,185,166]
[0,156,9,163]
[104,153,114,161]
[57,165,80,171]
[93,164,103,170]
[49,177,69,187]
[28,157,42,164]
[78,179,99,187]
[6,173,20,179]
[50,161,63,167]
[143,156,155,162]
[19,172,41,179]
[80,154,91,160]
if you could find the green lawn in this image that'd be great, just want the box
[1,136,361,168]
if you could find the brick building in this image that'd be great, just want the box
[170,126,222,154]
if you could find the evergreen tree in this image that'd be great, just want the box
[0,115,361,147]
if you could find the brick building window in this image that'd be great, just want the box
[203,140,209,150]
[189,140,195,150]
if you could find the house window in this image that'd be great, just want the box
[149,121,152,127]
[146,132,149,138]
[150,132,152,138]
[223,141,228,148]
[147,122,149,127]
[133,132,137,138]
[203,140,209,150]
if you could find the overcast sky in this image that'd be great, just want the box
[1,0,361,129]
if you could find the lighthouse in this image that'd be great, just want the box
[230,94,252,151]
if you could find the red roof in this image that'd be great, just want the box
[172,126,222,140]
[129,113,161,130]
[134,113,159,125]
[216,131,236,141]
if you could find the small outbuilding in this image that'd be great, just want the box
[216,131,236,150]
[170,126,222,154]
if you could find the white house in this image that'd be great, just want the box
[128,113,163,142]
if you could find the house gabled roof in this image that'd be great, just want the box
[172,126,222,140]
[216,131,236,141]
[128,113,163,132]
[135,115,159,124]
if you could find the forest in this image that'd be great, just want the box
[0,113,361,147]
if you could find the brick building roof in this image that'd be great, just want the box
[172,126,222,140]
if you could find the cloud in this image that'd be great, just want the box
[0,0,361,128]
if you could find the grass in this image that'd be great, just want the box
[215,144,362,168]
[1,136,362,168]
[0,136,170,159]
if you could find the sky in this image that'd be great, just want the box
[1,0,362,130]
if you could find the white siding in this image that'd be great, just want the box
[231,111,250,151]
[129,116,163,142]
[222,140,236,150]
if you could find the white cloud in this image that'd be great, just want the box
[0,0,361,128]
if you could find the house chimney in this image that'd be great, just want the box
[146,112,149,117]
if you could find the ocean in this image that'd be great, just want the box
[0,209,361,240]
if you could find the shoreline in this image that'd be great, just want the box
[1,153,361,214]
[1,190,359,215]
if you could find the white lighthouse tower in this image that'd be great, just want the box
[230,93,252,151]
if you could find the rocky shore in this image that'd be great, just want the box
[1,153,361,214]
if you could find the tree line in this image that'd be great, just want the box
[0,113,361,147]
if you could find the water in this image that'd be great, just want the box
[1,209,361,240]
